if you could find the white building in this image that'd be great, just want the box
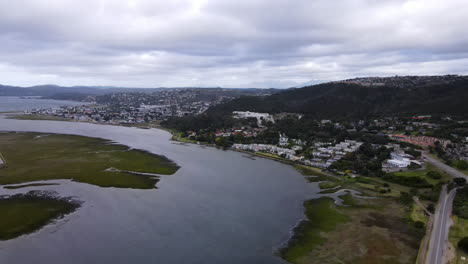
[233,111,274,126]
[279,133,289,146]
[387,159,411,168]
[386,152,414,168]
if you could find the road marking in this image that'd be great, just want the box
[434,191,449,263]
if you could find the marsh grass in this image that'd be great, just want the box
[278,198,349,263]
[0,191,80,240]
[3,183,60,189]
[0,132,179,189]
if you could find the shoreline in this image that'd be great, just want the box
[165,132,425,263]
[0,190,81,241]
[0,131,179,189]
[0,117,426,263]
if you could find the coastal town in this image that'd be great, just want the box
[3,76,468,264]
[22,88,276,124]
[2,0,468,263]
[18,95,468,175]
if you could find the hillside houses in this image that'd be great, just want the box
[306,140,363,169]
[233,138,364,170]
[390,134,451,148]
[232,144,297,159]
[233,111,274,126]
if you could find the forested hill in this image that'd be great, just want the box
[207,76,468,119]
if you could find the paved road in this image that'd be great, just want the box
[422,153,468,180]
[423,152,466,264]
[426,186,457,264]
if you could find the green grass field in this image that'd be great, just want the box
[293,165,337,182]
[278,198,349,263]
[0,192,79,240]
[3,183,59,189]
[255,151,282,159]
[7,114,72,121]
[318,181,340,190]
[279,195,423,264]
[392,163,451,185]
[410,203,429,224]
[171,132,198,144]
[286,164,426,264]
[449,216,468,263]
[294,163,416,198]
[0,132,179,189]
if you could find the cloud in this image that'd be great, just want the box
[0,0,467,88]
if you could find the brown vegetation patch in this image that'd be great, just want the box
[295,198,423,264]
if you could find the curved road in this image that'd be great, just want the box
[423,153,467,180]
[423,153,466,264]
[426,186,457,264]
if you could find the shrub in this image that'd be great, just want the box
[454,178,467,186]
[408,162,422,170]
[427,171,442,180]
[457,160,468,170]
[427,204,435,214]
[399,192,412,205]
[414,221,425,229]
[458,237,468,253]
[420,191,439,202]
[383,174,433,188]
[453,186,468,219]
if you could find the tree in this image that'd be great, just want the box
[406,148,421,158]
[458,237,468,253]
[427,171,442,180]
[454,177,467,186]
[214,137,230,148]
[434,141,446,157]
[457,160,468,170]
[414,221,425,229]
[359,143,375,158]
[399,192,412,205]
[408,162,422,170]
[427,203,435,214]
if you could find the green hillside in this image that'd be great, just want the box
[208,77,468,119]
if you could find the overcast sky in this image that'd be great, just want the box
[1,0,467,88]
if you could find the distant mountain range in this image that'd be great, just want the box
[0,84,146,97]
[0,84,279,100]
[207,75,468,119]
[2,75,468,119]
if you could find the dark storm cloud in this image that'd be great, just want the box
[0,0,467,88]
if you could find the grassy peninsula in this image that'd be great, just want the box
[0,191,80,240]
[279,165,431,264]
[7,114,72,121]
[0,132,179,189]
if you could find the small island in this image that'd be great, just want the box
[0,132,180,189]
[0,132,181,240]
[0,191,81,240]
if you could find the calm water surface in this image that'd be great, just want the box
[0,117,320,264]
[0,96,87,112]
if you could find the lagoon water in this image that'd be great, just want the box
[0,96,87,112]
[0,117,320,264]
